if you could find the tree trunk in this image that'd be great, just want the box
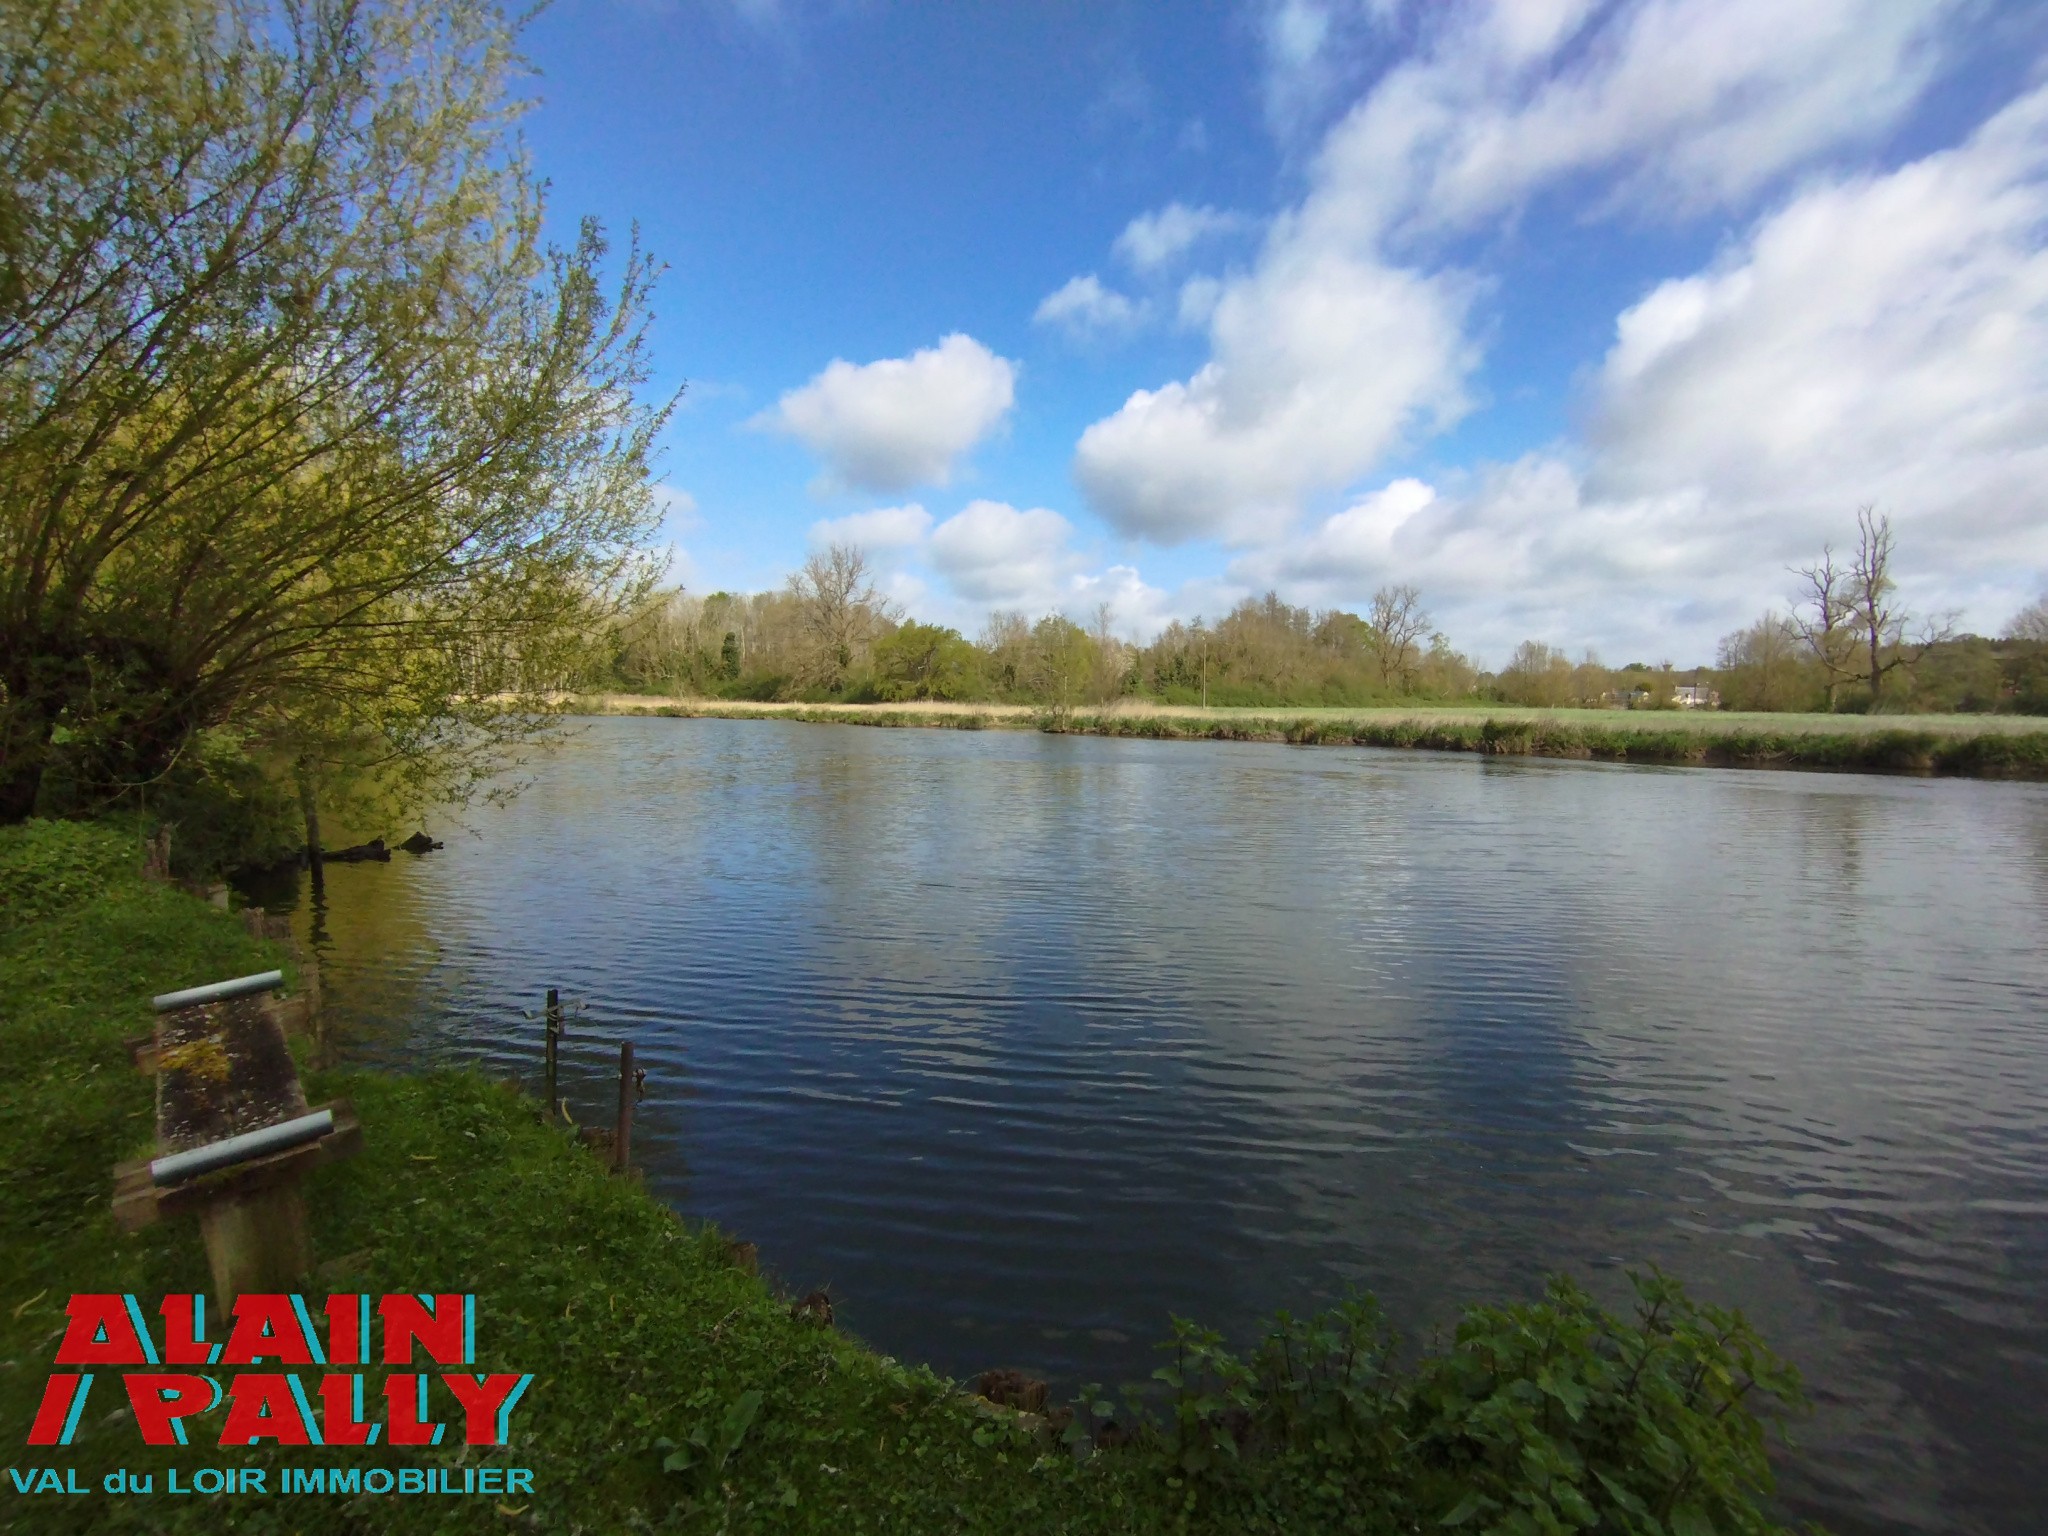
[296,760,325,892]
[0,680,54,823]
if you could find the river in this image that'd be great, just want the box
[260,716,2048,1536]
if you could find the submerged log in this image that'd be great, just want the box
[398,831,444,853]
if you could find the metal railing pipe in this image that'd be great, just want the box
[150,1109,335,1186]
[151,971,286,1013]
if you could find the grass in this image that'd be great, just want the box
[1,823,1815,1534]
[583,695,2048,779]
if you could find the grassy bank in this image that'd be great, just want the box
[3,822,1813,1534]
[588,696,2048,779]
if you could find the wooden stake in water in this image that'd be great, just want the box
[614,1040,634,1174]
[544,988,561,1124]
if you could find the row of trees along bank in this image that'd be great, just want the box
[0,0,673,873]
[602,521,2048,717]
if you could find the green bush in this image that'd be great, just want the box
[0,818,139,931]
[1094,1271,1809,1534]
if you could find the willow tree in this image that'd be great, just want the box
[0,0,672,828]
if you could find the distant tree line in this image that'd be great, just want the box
[602,552,1492,713]
[600,512,2048,717]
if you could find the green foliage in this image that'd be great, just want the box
[1030,615,1097,724]
[1,0,672,834]
[139,728,305,877]
[0,817,135,931]
[874,622,981,700]
[1100,1275,1806,1535]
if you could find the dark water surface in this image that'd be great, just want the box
[272,717,2048,1535]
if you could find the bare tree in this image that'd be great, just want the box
[1088,602,1129,707]
[978,610,1033,695]
[788,543,891,689]
[1496,640,1574,707]
[1790,544,1861,710]
[1847,506,1952,708]
[1366,584,1431,692]
[2004,594,2048,643]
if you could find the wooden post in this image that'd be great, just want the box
[544,988,560,1124]
[198,1186,312,1304]
[614,1040,634,1174]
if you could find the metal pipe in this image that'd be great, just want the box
[152,970,286,1013]
[150,1109,334,1186]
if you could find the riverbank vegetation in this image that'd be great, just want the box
[597,697,2048,779]
[3,819,1817,1533]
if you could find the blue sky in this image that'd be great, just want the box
[518,0,2048,665]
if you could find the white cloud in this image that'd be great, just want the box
[1072,0,1966,553]
[1231,458,1729,664]
[1073,249,1477,544]
[1113,203,1246,272]
[807,503,933,551]
[1572,84,2048,634]
[1261,477,1439,583]
[927,500,1081,609]
[650,484,700,531]
[1069,564,1177,637]
[1590,85,2048,523]
[1033,275,1143,339]
[760,334,1017,494]
[1176,276,1223,329]
[1310,0,1956,248]
[1237,82,2048,662]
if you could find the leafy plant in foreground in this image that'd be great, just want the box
[1101,1271,1811,1534]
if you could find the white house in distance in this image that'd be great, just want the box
[1672,683,1720,709]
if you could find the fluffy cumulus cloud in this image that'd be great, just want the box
[1589,85,2048,524]
[807,503,934,551]
[1113,203,1245,271]
[927,500,1080,607]
[1033,275,1143,339]
[1073,250,1476,544]
[1236,459,1720,662]
[1074,0,1969,554]
[1238,83,2048,657]
[761,334,1016,494]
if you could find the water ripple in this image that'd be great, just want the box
[275,719,2048,1536]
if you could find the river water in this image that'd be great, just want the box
[266,716,2048,1535]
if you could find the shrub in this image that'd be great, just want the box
[1093,1270,1809,1534]
[0,819,137,931]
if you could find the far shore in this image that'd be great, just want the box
[564,694,2048,780]
[572,693,2048,737]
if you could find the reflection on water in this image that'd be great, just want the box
[266,719,2048,1536]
